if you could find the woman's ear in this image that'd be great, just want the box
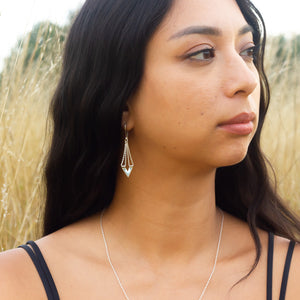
[122,103,134,130]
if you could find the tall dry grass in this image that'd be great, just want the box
[0,26,299,251]
[0,23,63,250]
[262,35,300,211]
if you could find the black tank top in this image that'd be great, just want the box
[19,232,295,300]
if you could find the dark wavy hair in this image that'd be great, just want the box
[44,0,300,281]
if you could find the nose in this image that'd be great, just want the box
[222,52,259,98]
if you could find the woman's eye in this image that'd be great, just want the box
[240,46,256,61]
[186,48,215,61]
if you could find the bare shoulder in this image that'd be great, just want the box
[0,247,46,299]
[0,213,103,300]
[35,212,103,259]
[277,236,300,299]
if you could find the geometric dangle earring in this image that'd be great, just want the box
[120,123,134,177]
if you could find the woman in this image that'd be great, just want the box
[0,0,299,299]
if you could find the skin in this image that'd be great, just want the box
[0,0,299,299]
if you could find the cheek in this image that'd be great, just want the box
[252,81,261,119]
[132,69,217,140]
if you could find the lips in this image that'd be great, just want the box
[218,112,256,135]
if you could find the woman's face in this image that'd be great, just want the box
[128,0,261,171]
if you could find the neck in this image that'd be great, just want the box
[102,168,223,267]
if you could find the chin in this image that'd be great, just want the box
[222,154,248,167]
[216,145,250,168]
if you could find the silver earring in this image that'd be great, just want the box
[121,124,134,177]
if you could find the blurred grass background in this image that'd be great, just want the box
[0,22,65,250]
[0,22,299,250]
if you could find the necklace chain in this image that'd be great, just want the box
[100,209,224,300]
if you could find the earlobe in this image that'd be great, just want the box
[122,104,134,130]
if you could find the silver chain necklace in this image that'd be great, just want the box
[100,209,224,300]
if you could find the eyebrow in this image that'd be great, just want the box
[168,24,254,40]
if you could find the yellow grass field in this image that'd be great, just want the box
[0,28,299,251]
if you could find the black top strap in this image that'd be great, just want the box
[267,232,274,300]
[19,241,60,300]
[267,232,296,300]
[279,239,296,300]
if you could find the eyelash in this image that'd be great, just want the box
[240,46,257,61]
[187,48,216,61]
[185,45,258,62]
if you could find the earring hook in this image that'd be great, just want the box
[124,123,128,139]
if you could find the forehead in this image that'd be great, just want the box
[157,0,248,37]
